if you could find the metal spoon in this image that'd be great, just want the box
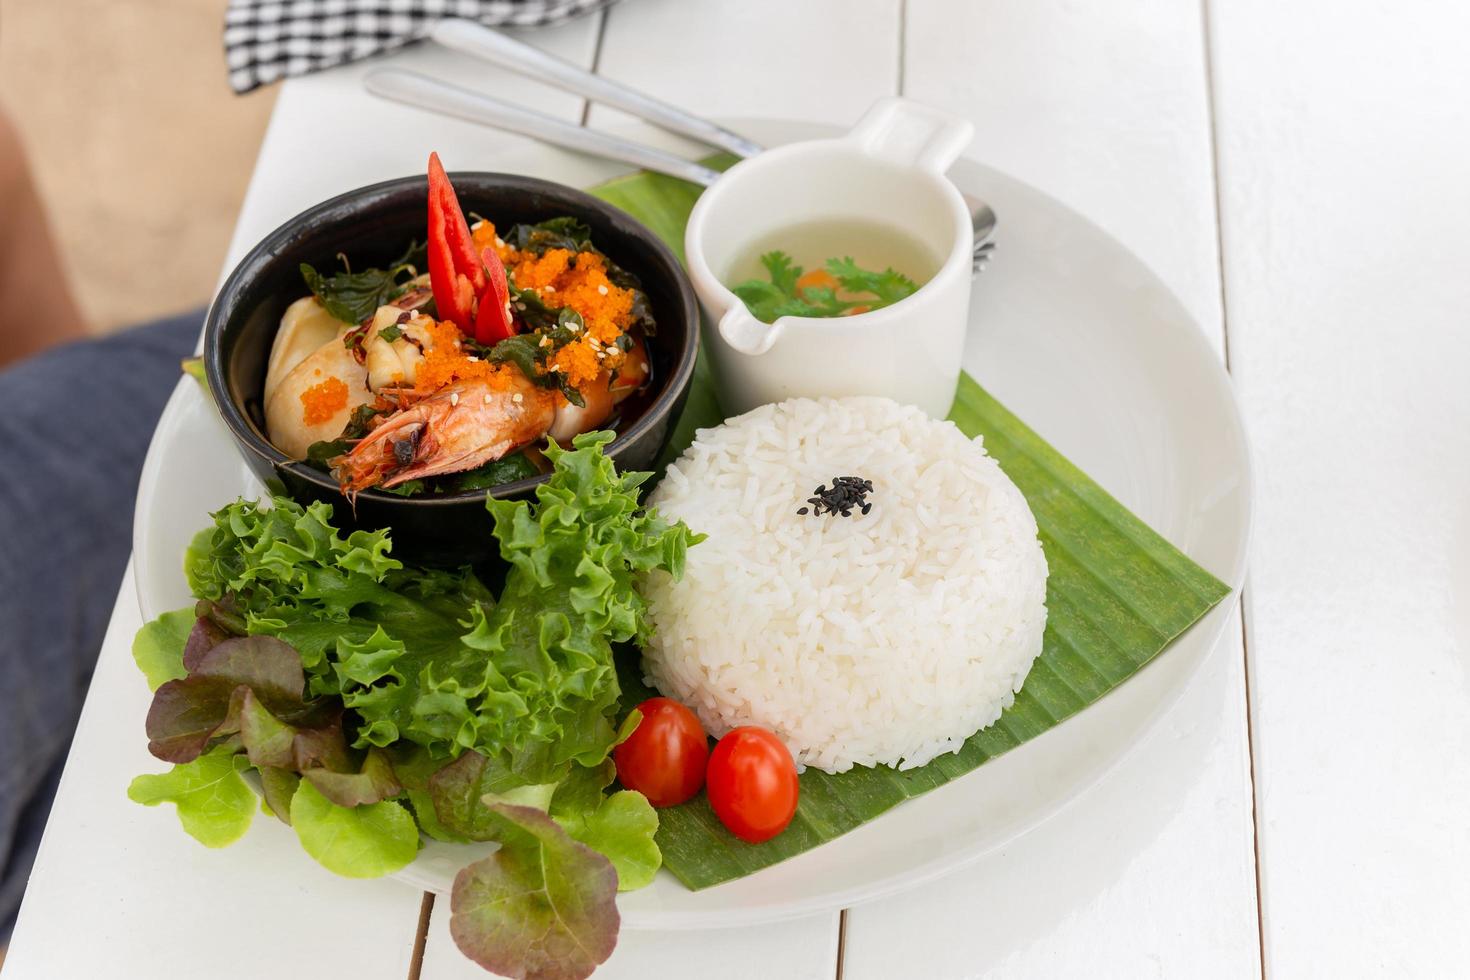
[427,19,997,273]
[367,47,996,274]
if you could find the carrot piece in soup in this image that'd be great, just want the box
[796,268,838,295]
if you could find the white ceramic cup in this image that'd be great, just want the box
[684,97,975,419]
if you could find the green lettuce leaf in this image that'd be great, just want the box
[258,767,301,825]
[428,747,569,842]
[561,791,660,893]
[301,747,403,808]
[390,745,468,843]
[140,433,693,979]
[546,759,659,891]
[144,635,313,763]
[128,746,256,847]
[201,432,698,770]
[131,607,194,690]
[289,780,419,878]
[449,802,618,980]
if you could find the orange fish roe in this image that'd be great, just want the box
[512,248,574,290]
[470,220,518,265]
[413,319,520,392]
[460,218,642,397]
[300,376,349,425]
[550,339,602,389]
[555,253,636,344]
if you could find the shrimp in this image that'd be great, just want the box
[333,373,554,492]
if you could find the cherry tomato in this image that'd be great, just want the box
[614,698,709,807]
[705,727,799,844]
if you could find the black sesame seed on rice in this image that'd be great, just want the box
[800,475,874,517]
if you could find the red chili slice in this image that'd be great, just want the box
[426,152,487,333]
[473,246,516,343]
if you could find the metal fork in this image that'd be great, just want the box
[366,19,997,274]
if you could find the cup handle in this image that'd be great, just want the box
[718,305,781,356]
[845,97,975,174]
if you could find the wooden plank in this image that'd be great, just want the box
[1207,1,1470,974]
[588,0,901,145]
[2,569,425,979]
[845,611,1255,978]
[843,2,1262,975]
[419,899,842,979]
[900,0,1226,343]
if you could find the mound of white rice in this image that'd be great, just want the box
[641,396,1048,774]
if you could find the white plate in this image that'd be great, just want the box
[133,119,1252,930]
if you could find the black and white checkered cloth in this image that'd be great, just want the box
[224,0,616,93]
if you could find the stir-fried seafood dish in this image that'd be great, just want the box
[263,153,655,496]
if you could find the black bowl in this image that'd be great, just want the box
[204,172,699,565]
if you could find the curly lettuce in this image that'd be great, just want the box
[130,432,699,980]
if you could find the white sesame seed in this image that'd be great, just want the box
[597,284,608,295]
[449,392,459,406]
[514,302,526,311]
[483,393,492,405]
[494,236,505,248]
[466,355,479,362]
[544,285,556,293]
[512,392,523,404]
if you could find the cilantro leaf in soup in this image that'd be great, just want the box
[449,802,619,980]
[825,255,919,305]
[761,250,801,295]
[730,249,921,323]
[127,747,257,848]
[289,780,419,878]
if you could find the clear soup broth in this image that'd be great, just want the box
[724,218,944,321]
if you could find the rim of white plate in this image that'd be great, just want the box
[132,117,1253,931]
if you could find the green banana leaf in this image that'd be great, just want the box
[589,167,1231,890]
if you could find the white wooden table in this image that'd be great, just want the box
[6,1,1469,976]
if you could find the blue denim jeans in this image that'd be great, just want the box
[0,310,201,937]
